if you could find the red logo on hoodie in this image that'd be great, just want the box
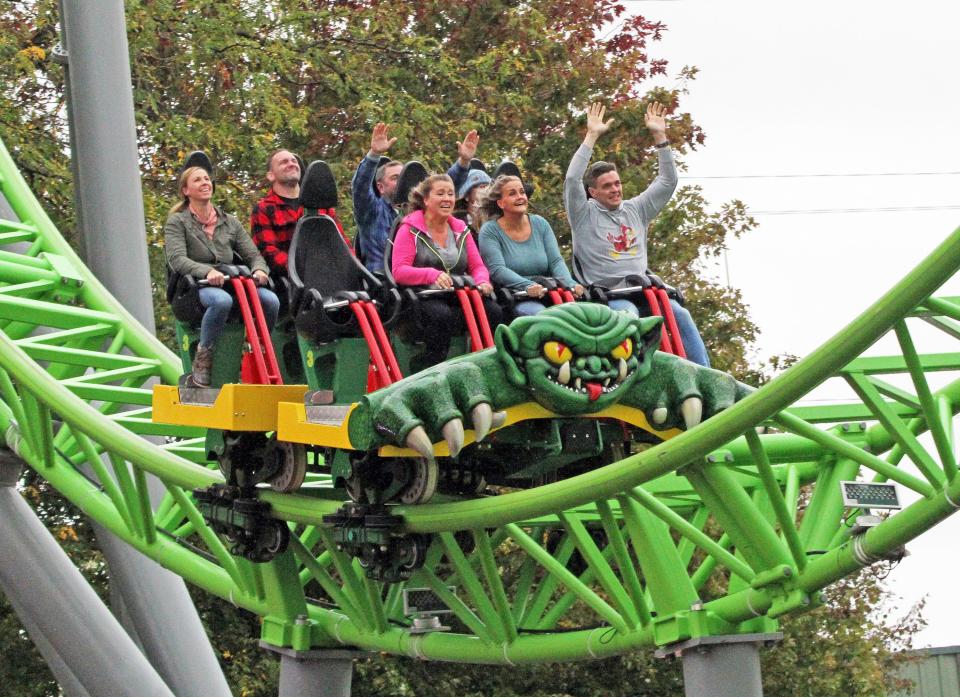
[606,224,638,256]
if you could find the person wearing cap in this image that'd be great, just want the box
[564,101,710,367]
[352,124,483,273]
[478,175,584,316]
[454,167,492,232]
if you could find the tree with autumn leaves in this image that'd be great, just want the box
[0,1,923,695]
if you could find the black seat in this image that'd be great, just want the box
[382,161,429,291]
[571,256,684,307]
[492,160,534,198]
[167,256,253,328]
[288,214,397,343]
[300,160,338,212]
[391,160,429,207]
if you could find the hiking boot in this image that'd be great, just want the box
[191,344,214,387]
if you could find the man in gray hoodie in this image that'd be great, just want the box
[564,102,709,367]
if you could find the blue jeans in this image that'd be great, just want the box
[608,298,710,368]
[198,286,280,348]
[513,300,547,316]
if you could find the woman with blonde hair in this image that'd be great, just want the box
[391,173,502,369]
[164,165,279,386]
[478,175,583,316]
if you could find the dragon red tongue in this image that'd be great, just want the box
[585,382,602,401]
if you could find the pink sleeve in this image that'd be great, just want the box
[465,233,490,285]
[392,225,443,286]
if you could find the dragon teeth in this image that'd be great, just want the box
[558,361,571,385]
[618,358,628,381]
[574,377,582,391]
[603,377,611,387]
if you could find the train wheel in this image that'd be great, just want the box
[268,442,307,493]
[398,457,438,505]
[259,520,290,557]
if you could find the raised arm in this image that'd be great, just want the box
[447,129,479,193]
[564,103,614,235]
[352,122,397,226]
[626,102,678,221]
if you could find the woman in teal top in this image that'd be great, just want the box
[478,175,583,315]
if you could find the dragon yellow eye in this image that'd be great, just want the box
[611,338,633,360]
[543,341,572,365]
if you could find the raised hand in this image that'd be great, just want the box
[457,129,479,166]
[369,122,397,156]
[586,102,614,137]
[645,102,668,141]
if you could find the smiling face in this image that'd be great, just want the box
[588,170,623,209]
[181,167,213,205]
[494,303,663,414]
[423,180,456,218]
[496,177,528,216]
[267,150,301,188]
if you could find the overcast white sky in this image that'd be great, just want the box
[638,2,960,649]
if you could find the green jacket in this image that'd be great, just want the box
[164,206,269,279]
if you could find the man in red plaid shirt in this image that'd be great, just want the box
[250,149,303,276]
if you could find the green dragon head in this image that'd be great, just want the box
[493,303,663,415]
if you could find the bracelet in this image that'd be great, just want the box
[654,140,670,149]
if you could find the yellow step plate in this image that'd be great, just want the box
[152,383,309,431]
[276,401,357,449]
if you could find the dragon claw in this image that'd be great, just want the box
[652,406,668,425]
[405,425,435,462]
[472,403,493,442]
[681,397,703,429]
[442,419,465,457]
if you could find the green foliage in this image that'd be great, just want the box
[763,571,924,697]
[0,2,923,696]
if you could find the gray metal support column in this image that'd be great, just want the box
[0,452,175,697]
[59,0,155,329]
[56,5,232,696]
[657,633,781,697]
[5,589,92,697]
[262,645,361,697]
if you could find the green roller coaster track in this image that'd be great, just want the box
[2,133,959,665]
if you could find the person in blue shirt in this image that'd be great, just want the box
[478,175,584,316]
[352,123,482,273]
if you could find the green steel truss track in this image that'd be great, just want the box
[2,135,959,664]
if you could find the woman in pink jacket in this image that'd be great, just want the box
[392,173,502,369]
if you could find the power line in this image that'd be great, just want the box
[685,170,960,180]
[749,204,960,216]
